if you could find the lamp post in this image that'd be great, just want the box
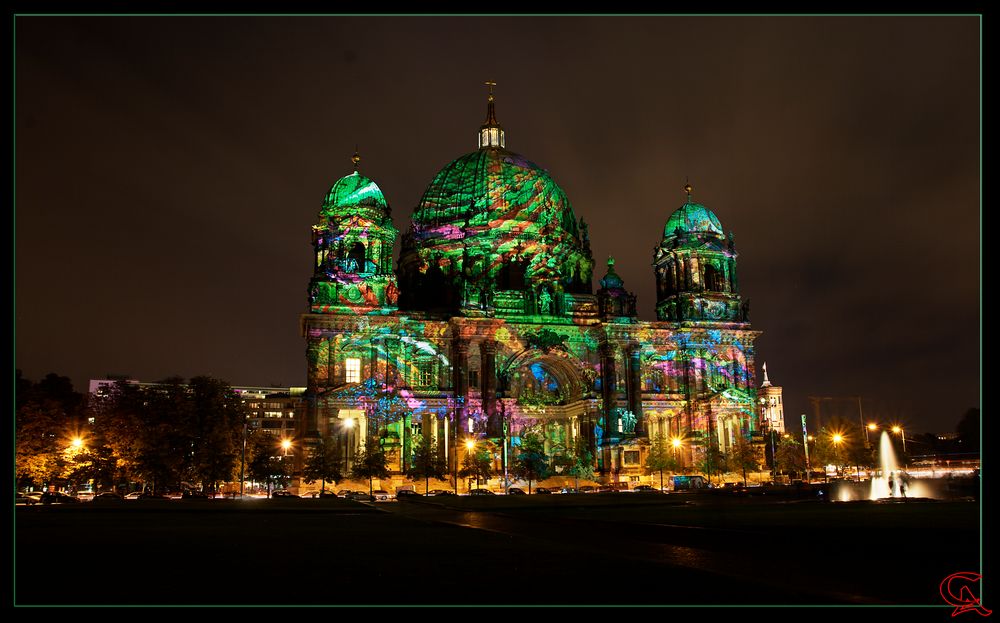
[892,425,906,457]
[465,439,476,492]
[239,417,248,499]
[669,437,682,492]
[866,423,878,446]
[831,433,843,479]
[343,417,355,478]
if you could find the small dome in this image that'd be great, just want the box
[663,201,724,238]
[600,257,624,290]
[321,172,388,219]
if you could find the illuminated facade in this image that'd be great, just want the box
[298,90,762,488]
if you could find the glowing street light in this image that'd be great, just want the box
[830,433,844,479]
[342,417,355,475]
[464,439,476,492]
[892,425,907,455]
[70,437,84,450]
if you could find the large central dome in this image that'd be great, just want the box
[413,147,581,247]
[397,91,594,315]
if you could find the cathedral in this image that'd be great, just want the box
[296,88,762,490]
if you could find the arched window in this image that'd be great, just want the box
[496,258,528,290]
[704,264,724,292]
[347,242,366,264]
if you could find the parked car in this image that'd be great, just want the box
[40,491,81,505]
[578,485,596,494]
[270,490,297,498]
[560,487,578,494]
[506,487,526,495]
[138,492,169,500]
[371,490,394,501]
[632,485,662,494]
[92,492,125,503]
[346,491,374,502]
[124,491,144,500]
[534,487,553,494]
[15,492,39,505]
[182,491,210,499]
[426,489,455,496]
[319,491,339,498]
[396,489,423,499]
[469,488,495,496]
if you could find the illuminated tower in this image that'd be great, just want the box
[758,362,785,434]
[308,151,399,313]
[596,256,637,320]
[653,183,746,323]
[651,182,759,465]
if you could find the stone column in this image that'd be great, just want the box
[326,334,337,387]
[627,343,643,435]
[600,340,618,475]
[480,339,499,437]
[451,337,470,447]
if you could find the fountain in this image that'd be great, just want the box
[831,430,945,502]
[870,431,904,499]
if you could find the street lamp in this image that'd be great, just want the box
[831,433,843,479]
[239,416,248,498]
[668,437,682,491]
[465,439,476,492]
[343,417,355,476]
[892,425,906,455]
[866,422,878,446]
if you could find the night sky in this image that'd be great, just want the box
[14,16,980,435]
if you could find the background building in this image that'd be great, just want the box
[758,362,785,434]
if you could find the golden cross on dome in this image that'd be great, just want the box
[485,80,497,100]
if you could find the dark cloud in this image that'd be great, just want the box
[15,16,979,433]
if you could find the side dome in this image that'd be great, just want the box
[320,171,389,221]
[663,201,724,238]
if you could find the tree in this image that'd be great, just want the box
[301,436,343,495]
[185,376,247,493]
[956,408,980,455]
[845,439,875,481]
[246,431,291,497]
[697,436,726,485]
[15,371,86,491]
[458,447,494,491]
[512,431,549,494]
[405,434,448,493]
[810,431,840,480]
[567,443,597,491]
[351,447,390,497]
[774,437,806,479]
[644,435,679,491]
[727,434,762,486]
